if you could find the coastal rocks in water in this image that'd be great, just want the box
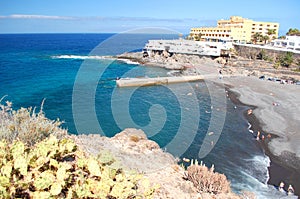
[118,51,300,81]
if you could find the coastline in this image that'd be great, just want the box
[118,52,300,197]
[227,86,300,196]
[203,73,300,197]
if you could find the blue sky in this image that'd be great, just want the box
[0,0,299,35]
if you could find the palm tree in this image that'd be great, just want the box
[194,33,202,41]
[186,34,193,40]
[267,29,276,36]
[266,29,276,42]
[262,35,270,44]
[252,33,263,44]
[279,35,286,39]
[286,28,300,36]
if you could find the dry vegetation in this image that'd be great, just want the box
[0,98,67,145]
[0,100,157,198]
[185,160,231,194]
[129,135,140,142]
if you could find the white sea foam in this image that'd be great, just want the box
[251,155,271,184]
[117,58,139,65]
[233,155,296,198]
[51,55,115,60]
[235,174,288,199]
[247,122,254,133]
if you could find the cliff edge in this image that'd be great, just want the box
[70,128,246,199]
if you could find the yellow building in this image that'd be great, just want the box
[190,16,279,44]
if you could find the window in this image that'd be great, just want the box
[289,42,295,46]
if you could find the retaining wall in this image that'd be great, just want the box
[233,44,300,61]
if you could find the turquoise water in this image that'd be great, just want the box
[0,33,283,198]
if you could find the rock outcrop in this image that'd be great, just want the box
[70,128,244,199]
[117,51,300,81]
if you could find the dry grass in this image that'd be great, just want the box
[130,135,140,142]
[0,98,67,145]
[185,160,231,194]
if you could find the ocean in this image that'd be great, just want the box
[0,33,286,198]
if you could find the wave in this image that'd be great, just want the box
[117,58,140,65]
[52,55,142,66]
[247,122,254,134]
[51,55,116,60]
[233,155,291,198]
[249,155,271,184]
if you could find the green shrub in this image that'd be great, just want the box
[0,99,67,146]
[257,50,269,61]
[185,160,231,194]
[0,136,157,198]
[278,52,294,67]
[274,61,280,69]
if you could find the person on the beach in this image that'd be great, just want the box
[256,131,260,140]
[279,181,285,193]
[247,109,253,115]
[218,69,223,79]
[288,185,295,195]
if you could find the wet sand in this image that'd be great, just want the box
[227,86,300,196]
[224,76,300,196]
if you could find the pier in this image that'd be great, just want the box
[116,75,216,87]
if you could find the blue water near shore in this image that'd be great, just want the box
[0,34,284,198]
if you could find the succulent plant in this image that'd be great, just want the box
[0,135,157,198]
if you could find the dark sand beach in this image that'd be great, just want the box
[227,86,300,196]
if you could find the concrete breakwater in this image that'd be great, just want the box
[116,75,216,87]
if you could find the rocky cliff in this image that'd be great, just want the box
[70,128,249,199]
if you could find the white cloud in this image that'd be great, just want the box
[0,14,74,20]
[0,14,197,23]
[0,14,215,27]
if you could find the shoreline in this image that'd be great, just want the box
[223,76,300,197]
[226,86,300,196]
[118,52,300,197]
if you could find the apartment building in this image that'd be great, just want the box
[190,16,279,43]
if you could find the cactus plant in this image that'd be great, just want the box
[0,136,157,198]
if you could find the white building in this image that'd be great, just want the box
[143,39,233,57]
[270,36,300,51]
